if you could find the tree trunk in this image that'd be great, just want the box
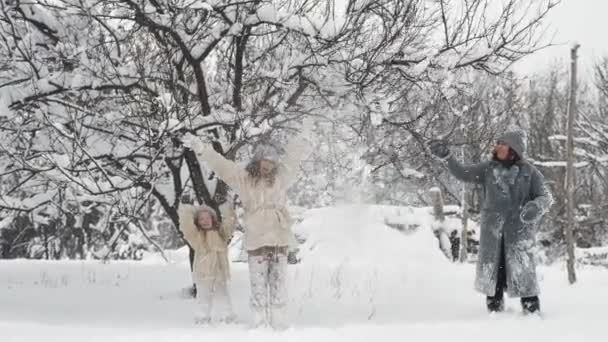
[565,43,580,284]
[43,225,49,260]
[430,188,451,259]
[430,188,445,222]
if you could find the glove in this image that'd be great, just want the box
[301,116,314,141]
[181,133,204,152]
[429,140,451,159]
[520,201,541,223]
[181,133,195,149]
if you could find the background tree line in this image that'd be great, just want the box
[3,0,596,264]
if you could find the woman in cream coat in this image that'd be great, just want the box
[189,124,310,329]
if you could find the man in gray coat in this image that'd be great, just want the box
[430,130,552,314]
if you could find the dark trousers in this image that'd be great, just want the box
[489,237,507,301]
[487,237,539,312]
[189,247,197,297]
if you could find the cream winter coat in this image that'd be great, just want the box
[218,201,237,243]
[178,205,231,282]
[194,136,309,252]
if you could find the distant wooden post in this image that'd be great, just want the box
[459,147,469,263]
[565,43,580,284]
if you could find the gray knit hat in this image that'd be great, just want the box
[252,143,280,163]
[497,129,528,159]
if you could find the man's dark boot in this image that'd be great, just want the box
[521,296,540,314]
[486,283,505,313]
[486,295,505,313]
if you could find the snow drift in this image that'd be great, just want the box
[1,205,608,341]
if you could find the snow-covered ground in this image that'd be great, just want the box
[1,205,607,341]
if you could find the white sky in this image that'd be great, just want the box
[512,0,608,78]
[332,0,605,78]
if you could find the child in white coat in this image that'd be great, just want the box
[178,204,235,324]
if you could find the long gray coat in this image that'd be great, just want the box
[445,131,552,298]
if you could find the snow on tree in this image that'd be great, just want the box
[0,0,558,259]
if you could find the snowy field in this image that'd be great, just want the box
[1,205,607,341]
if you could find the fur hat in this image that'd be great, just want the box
[192,204,219,228]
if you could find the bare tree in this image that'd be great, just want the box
[0,0,560,262]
